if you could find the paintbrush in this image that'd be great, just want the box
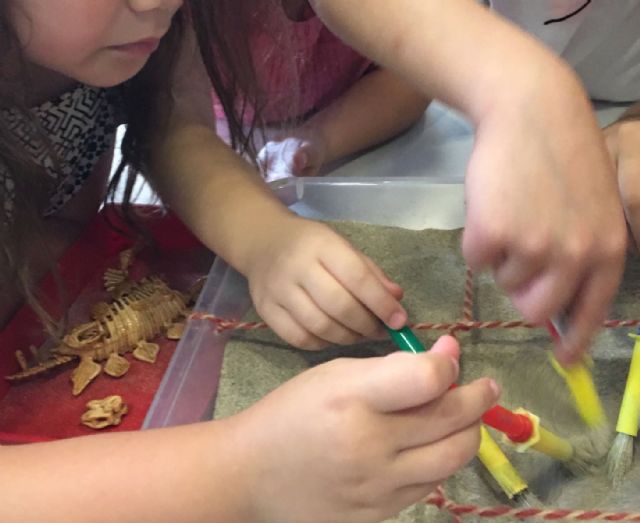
[387,326,543,506]
[478,425,542,508]
[546,315,612,469]
[386,326,591,472]
[546,316,607,428]
[482,402,598,474]
[606,328,640,486]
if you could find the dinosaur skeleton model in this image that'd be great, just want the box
[5,249,194,395]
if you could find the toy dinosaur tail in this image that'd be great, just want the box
[5,353,75,382]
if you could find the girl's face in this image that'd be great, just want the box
[9,0,182,87]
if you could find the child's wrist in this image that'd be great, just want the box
[232,207,298,278]
[202,418,256,522]
[469,54,584,126]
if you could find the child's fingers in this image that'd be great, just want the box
[492,246,547,294]
[508,260,584,325]
[555,265,621,364]
[295,140,325,177]
[361,254,404,300]
[302,265,385,338]
[392,422,481,486]
[464,220,583,325]
[321,246,407,330]
[260,303,327,351]
[388,378,499,450]
[359,342,459,413]
[429,334,460,360]
[283,286,363,346]
[461,221,505,272]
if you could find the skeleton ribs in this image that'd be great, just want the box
[6,271,189,396]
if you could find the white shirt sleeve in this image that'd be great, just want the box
[489,0,640,102]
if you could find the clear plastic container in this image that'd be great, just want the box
[143,176,465,428]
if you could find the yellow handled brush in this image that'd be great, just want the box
[607,329,640,486]
[546,317,606,428]
[548,355,606,428]
[478,426,540,507]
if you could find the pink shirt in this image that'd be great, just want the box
[213,7,374,125]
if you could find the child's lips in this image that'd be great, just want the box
[109,38,161,57]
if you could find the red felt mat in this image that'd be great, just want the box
[0,206,212,442]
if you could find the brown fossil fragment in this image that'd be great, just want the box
[81,395,128,429]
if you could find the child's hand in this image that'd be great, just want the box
[462,73,627,365]
[244,216,407,350]
[604,116,640,253]
[257,136,327,182]
[231,336,499,523]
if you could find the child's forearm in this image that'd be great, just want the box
[0,420,252,523]
[310,0,579,124]
[301,68,430,164]
[146,29,295,277]
[148,119,294,276]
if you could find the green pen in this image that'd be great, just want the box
[385,325,427,354]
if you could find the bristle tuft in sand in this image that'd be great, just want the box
[607,433,635,487]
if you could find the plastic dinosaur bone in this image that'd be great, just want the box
[81,395,128,429]
[6,276,188,395]
[165,322,185,340]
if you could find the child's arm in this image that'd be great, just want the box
[0,419,248,522]
[147,29,407,349]
[258,67,430,179]
[0,336,499,523]
[305,67,431,163]
[311,0,627,363]
[604,103,640,252]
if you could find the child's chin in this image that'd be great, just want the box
[75,59,150,88]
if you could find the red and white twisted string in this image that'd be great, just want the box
[188,312,640,334]
[424,486,640,521]
[463,267,474,323]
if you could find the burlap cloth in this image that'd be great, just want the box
[212,222,640,522]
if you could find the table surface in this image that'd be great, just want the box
[113,101,630,202]
[324,101,629,180]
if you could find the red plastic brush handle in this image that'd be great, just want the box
[481,405,534,443]
[471,319,557,442]
[449,383,533,442]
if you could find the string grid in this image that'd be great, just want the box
[189,268,640,521]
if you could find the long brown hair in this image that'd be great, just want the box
[105,11,186,231]
[0,4,185,334]
[189,0,307,161]
[188,0,267,160]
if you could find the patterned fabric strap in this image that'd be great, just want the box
[0,84,123,219]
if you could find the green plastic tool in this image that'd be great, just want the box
[385,325,426,354]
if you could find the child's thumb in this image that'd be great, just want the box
[360,336,460,413]
[429,334,460,362]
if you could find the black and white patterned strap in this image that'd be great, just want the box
[0,84,122,220]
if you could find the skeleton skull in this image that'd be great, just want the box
[81,395,128,429]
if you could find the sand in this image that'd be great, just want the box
[212,221,640,522]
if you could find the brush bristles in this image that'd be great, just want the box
[514,489,543,508]
[606,433,635,487]
[568,445,601,476]
[566,424,612,476]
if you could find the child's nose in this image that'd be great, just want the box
[127,0,183,13]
